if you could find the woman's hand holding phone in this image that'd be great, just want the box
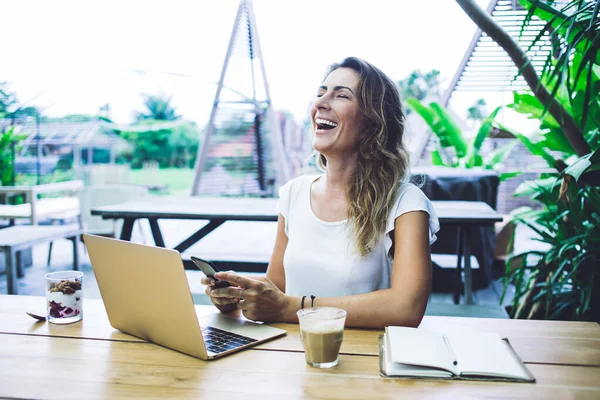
[193,256,240,312]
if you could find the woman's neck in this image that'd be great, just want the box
[320,155,357,194]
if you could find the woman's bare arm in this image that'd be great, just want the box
[278,210,432,328]
[212,211,432,328]
[265,215,287,291]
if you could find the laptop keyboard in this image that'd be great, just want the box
[201,326,258,354]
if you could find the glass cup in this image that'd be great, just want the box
[45,271,84,324]
[297,307,347,369]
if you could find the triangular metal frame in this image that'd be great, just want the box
[441,0,551,106]
[190,0,290,196]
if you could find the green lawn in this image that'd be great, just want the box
[129,168,195,196]
[15,167,194,196]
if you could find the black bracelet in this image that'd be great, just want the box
[310,295,316,307]
[301,295,307,309]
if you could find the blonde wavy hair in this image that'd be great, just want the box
[316,57,410,256]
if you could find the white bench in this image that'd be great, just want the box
[0,225,82,294]
[0,181,83,225]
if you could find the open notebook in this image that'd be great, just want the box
[379,326,535,382]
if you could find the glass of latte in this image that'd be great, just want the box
[297,307,347,368]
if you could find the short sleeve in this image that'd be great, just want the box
[386,183,440,245]
[278,175,313,236]
[277,179,293,220]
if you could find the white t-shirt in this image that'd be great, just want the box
[278,175,440,297]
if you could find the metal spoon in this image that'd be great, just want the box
[26,312,47,322]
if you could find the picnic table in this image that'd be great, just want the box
[1,295,599,398]
[92,197,502,304]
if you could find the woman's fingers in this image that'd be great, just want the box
[210,286,245,299]
[214,272,259,289]
[213,297,238,306]
[200,276,215,286]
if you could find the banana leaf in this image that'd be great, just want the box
[539,127,576,154]
[466,107,501,168]
[515,133,560,169]
[563,149,600,181]
[499,171,522,181]
[405,97,436,129]
[508,92,561,128]
[406,98,453,150]
[514,176,561,197]
[483,139,519,169]
[429,102,468,158]
[430,150,446,166]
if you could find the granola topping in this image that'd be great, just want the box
[48,279,82,295]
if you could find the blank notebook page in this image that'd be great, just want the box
[446,332,529,380]
[386,327,455,372]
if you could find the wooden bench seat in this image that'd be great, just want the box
[0,225,82,294]
[181,252,269,273]
[0,180,83,225]
[0,197,80,223]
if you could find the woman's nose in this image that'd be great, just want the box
[313,94,331,110]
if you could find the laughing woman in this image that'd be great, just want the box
[202,57,439,328]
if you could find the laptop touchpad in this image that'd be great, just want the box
[199,313,285,341]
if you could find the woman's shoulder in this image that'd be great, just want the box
[390,181,436,217]
[395,182,428,202]
[389,182,440,244]
[278,174,321,207]
[280,174,320,194]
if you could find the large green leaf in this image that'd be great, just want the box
[466,107,501,168]
[515,133,560,169]
[564,148,600,182]
[499,171,522,181]
[513,176,561,197]
[406,98,458,151]
[429,102,468,158]
[539,127,576,154]
[508,92,561,128]
[571,85,600,135]
[483,139,519,169]
[405,98,436,129]
[430,150,446,166]
[563,153,593,181]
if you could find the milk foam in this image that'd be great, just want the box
[301,320,344,333]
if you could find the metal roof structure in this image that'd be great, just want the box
[16,120,132,154]
[442,0,554,105]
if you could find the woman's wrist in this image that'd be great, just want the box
[281,295,302,322]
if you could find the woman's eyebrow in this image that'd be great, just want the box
[319,85,355,94]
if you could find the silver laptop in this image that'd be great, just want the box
[83,234,287,360]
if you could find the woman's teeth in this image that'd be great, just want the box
[315,118,338,128]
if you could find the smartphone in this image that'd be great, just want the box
[190,256,231,288]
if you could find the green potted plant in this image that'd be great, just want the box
[0,126,27,188]
[456,0,599,321]
[406,98,518,180]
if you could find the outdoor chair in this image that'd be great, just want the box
[47,184,149,264]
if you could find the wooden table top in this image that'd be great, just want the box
[91,197,503,225]
[2,294,599,399]
[1,334,600,400]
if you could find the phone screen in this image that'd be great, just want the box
[190,256,231,288]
